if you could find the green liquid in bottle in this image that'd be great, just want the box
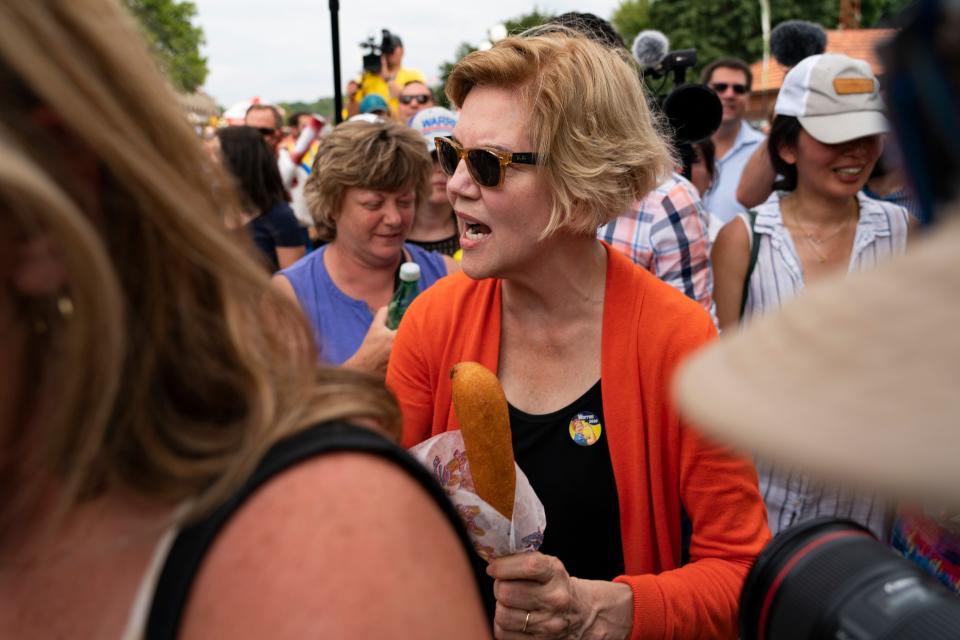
[386,262,421,330]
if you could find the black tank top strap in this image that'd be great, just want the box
[145,421,494,639]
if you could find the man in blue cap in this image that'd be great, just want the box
[359,94,389,117]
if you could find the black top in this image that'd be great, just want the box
[509,380,625,581]
[245,201,306,272]
[145,421,494,639]
[407,213,461,256]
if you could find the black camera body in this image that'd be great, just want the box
[360,29,400,76]
[741,518,960,639]
[645,48,697,86]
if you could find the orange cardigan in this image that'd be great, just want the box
[386,244,770,639]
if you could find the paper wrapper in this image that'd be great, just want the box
[410,430,546,561]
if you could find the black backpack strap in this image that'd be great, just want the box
[145,421,495,639]
[739,209,762,320]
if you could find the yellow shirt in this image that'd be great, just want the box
[353,67,427,116]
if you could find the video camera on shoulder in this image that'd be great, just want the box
[360,29,400,76]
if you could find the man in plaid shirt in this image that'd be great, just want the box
[599,173,716,323]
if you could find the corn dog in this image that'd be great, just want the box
[450,362,516,520]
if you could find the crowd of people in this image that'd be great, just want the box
[2,1,956,639]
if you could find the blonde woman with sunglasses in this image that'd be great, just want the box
[388,30,771,639]
[0,2,490,638]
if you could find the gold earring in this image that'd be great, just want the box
[56,295,74,318]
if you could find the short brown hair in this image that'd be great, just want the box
[446,31,674,237]
[305,120,431,242]
[700,57,754,91]
[245,103,283,129]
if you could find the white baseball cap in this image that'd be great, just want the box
[774,53,888,144]
[346,113,385,124]
[408,107,458,153]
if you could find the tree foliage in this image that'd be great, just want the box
[610,0,652,48]
[612,0,913,79]
[434,9,556,108]
[435,43,479,108]
[124,0,208,93]
[503,9,556,35]
[279,98,336,123]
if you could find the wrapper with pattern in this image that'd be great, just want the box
[410,430,546,561]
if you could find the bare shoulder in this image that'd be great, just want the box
[713,214,751,258]
[712,214,753,278]
[712,215,754,332]
[180,450,488,639]
[270,272,299,304]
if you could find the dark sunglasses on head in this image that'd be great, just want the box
[434,137,538,188]
[710,82,748,95]
[399,94,432,105]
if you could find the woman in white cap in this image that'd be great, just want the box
[712,53,911,539]
[406,107,462,256]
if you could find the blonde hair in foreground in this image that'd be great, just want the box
[446,31,675,237]
[0,0,400,530]
[305,119,433,243]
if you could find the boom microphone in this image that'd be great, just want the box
[632,30,669,71]
[770,20,827,68]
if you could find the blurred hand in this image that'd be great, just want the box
[343,306,395,377]
[346,80,360,100]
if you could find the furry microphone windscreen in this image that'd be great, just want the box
[770,20,827,68]
[632,30,670,70]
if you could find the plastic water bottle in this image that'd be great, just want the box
[386,262,421,330]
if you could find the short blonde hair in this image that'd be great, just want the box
[0,1,400,530]
[305,120,432,242]
[446,31,674,236]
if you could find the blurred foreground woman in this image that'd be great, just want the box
[0,2,487,638]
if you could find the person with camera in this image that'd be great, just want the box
[348,30,426,119]
[388,29,770,639]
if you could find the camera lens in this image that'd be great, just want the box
[741,517,960,640]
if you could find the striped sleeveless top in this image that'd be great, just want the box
[740,191,910,540]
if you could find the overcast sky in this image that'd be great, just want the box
[193,0,621,107]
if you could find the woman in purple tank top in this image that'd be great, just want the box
[274,120,458,376]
